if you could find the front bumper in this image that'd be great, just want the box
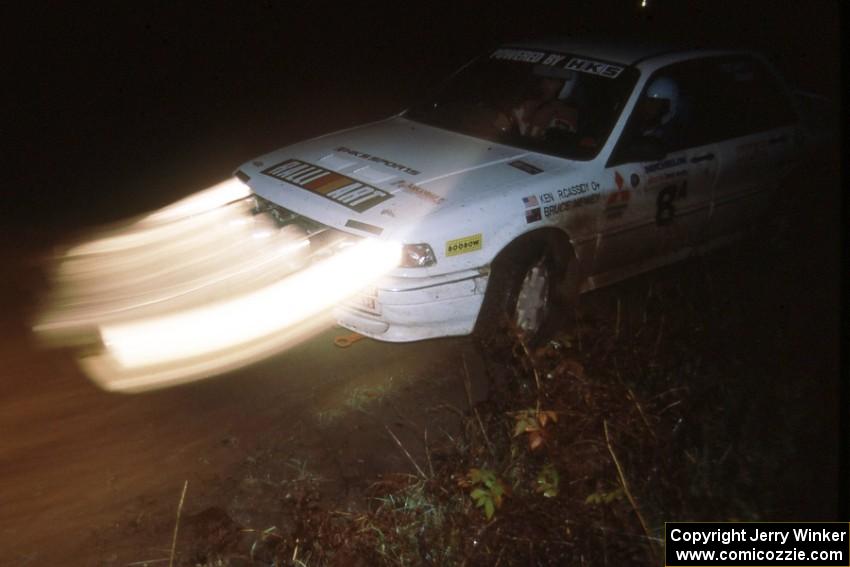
[335,267,489,342]
[248,193,490,342]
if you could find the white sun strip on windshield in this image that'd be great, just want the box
[490,48,624,78]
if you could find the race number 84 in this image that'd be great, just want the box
[655,180,688,226]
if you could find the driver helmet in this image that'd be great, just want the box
[645,76,679,125]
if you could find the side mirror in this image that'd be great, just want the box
[620,136,667,163]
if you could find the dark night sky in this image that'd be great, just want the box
[7,1,842,235]
[4,0,846,520]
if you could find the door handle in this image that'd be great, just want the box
[690,153,715,163]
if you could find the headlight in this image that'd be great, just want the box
[400,243,437,268]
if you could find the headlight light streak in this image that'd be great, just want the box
[67,178,252,257]
[98,237,400,370]
[142,177,252,225]
[33,177,402,392]
[35,202,309,337]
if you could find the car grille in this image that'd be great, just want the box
[251,194,362,262]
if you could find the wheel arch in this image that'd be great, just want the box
[488,226,582,304]
[474,226,580,343]
[492,225,576,271]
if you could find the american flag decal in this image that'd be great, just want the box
[522,195,539,208]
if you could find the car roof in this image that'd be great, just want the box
[503,36,718,67]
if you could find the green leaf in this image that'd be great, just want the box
[513,420,527,437]
[470,488,487,502]
[484,498,495,519]
[604,488,624,503]
[584,487,623,506]
[490,482,504,499]
[535,464,560,497]
[480,469,497,488]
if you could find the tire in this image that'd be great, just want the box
[475,239,559,347]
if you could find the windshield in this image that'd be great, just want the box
[406,48,639,160]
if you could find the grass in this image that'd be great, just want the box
[164,196,837,565]
[314,408,343,427]
[284,457,326,484]
[344,381,393,413]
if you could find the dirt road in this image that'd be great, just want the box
[0,246,486,563]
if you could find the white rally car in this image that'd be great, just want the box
[236,38,818,344]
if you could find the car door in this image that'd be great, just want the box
[594,60,718,282]
[701,55,800,241]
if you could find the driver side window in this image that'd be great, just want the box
[609,56,793,167]
[609,61,704,166]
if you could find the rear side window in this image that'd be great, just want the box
[697,55,796,140]
[610,54,797,166]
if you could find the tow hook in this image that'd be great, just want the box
[334,332,365,348]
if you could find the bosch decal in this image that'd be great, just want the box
[446,234,483,256]
[262,159,392,213]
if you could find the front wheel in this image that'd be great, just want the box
[475,240,559,347]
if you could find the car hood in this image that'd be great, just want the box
[239,116,576,241]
